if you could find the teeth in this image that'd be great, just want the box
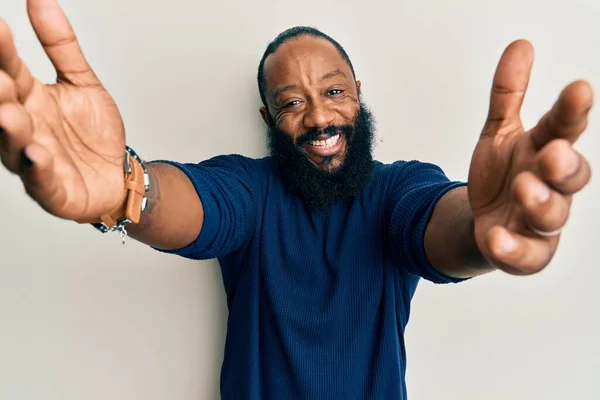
[309,134,340,148]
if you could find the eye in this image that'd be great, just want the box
[282,100,302,108]
[327,89,344,96]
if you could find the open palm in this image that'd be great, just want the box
[468,40,593,275]
[0,0,126,221]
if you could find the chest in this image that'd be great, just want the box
[257,199,393,293]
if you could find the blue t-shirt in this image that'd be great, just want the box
[158,154,467,399]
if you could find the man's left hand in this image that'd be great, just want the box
[468,39,593,276]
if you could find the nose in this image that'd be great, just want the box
[303,99,335,130]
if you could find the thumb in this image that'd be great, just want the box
[484,39,534,130]
[27,0,100,87]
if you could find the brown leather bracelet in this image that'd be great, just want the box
[85,146,150,241]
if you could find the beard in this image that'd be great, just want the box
[266,102,376,209]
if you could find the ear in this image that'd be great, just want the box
[356,80,362,95]
[260,106,273,125]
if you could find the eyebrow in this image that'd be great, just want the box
[271,69,349,101]
[271,84,300,101]
[320,69,347,81]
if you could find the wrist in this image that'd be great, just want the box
[85,146,150,242]
[425,186,495,277]
[463,217,494,270]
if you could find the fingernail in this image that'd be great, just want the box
[566,151,580,177]
[500,231,518,253]
[22,149,34,168]
[532,179,551,203]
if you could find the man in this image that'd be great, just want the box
[0,1,592,399]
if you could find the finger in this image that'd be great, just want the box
[512,171,570,235]
[21,142,67,215]
[486,225,557,275]
[538,138,592,195]
[0,69,17,103]
[483,39,534,131]
[0,19,36,101]
[27,0,101,87]
[530,80,593,149]
[0,102,34,173]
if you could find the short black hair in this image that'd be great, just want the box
[257,26,357,107]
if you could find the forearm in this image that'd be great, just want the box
[423,186,495,278]
[127,162,204,250]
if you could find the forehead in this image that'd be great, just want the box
[263,35,352,94]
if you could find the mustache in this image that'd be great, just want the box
[295,124,354,146]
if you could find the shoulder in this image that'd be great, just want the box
[198,154,272,172]
[177,154,275,183]
[157,154,275,196]
[371,159,450,186]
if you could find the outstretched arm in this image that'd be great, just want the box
[0,1,205,251]
[424,40,592,279]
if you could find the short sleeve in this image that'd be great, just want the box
[387,160,468,284]
[153,154,261,260]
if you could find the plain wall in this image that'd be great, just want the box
[1,0,599,399]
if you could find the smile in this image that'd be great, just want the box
[303,133,346,158]
[309,133,340,148]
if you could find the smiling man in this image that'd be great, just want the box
[260,28,377,209]
[0,1,593,399]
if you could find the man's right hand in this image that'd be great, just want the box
[1,0,126,222]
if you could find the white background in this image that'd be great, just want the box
[1,0,598,399]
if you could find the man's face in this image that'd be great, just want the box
[260,35,362,172]
[259,35,375,209]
